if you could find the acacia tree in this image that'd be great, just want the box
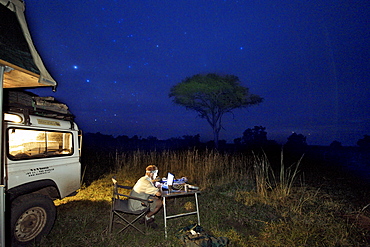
[169,73,263,148]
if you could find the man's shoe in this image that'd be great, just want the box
[139,216,154,224]
[148,222,158,229]
[146,217,155,224]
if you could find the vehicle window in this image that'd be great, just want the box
[8,128,73,160]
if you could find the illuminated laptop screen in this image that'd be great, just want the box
[167,172,174,186]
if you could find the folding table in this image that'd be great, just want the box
[161,190,201,238]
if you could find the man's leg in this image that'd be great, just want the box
[146,198,163,218]
[144,198,162,228]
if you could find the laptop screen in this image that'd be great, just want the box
[167,172,174,186]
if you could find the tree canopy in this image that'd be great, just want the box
[357,135,370,149]
[285,132,308,154]
[242,126,268,146]
[169,73,263,148]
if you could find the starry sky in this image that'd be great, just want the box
[24,0,370,146]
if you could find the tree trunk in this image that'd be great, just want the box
[211,113,222,149]
[213,126,219,149]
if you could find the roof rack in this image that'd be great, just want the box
[4,90,75,122]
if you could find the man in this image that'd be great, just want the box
[128,165,163,228]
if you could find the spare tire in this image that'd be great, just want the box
[10,193,56,246]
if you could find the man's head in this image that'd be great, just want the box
[146,165,159,179]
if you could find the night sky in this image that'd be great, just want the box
[24,0,370,146]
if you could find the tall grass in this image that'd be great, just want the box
[252,152,272,197]
[252,150,302,200]
[276,151,302,198]
[40,148,369,247]
[112,149,253,189]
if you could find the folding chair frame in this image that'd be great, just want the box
[109,178,152,234]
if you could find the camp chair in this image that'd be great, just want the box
[109,177,152,234]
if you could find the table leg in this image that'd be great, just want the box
[163,192,200,238]
[163,196,167,238]
[195,193,200,225]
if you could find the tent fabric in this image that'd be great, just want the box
[0,0,57,87]
[0,2,38,75]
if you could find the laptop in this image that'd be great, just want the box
[167,172,174,187]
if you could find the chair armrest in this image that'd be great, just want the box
[117,193,153,203]
[116,184,133,190]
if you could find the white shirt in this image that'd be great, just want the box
[128,175,159,211]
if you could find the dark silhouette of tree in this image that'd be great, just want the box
[242,126,267,147]
[234,137,242,145]
[234,126,278,153]
[357,135,370,149]
[285,133,307,153]
[131,135,140,141]
[169,73,263,148]
[146,136,158,141]
[182,134,201,147]
[84,132,115,149]
[329,140,342,149]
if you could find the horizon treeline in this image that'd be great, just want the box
[82,126,370,152]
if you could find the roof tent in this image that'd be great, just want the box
[0,0,57,89]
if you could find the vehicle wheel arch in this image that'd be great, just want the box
[8,179,61,202]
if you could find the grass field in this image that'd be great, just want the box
[37,149,369,246]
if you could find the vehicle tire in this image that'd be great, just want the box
[10,193,56,246]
